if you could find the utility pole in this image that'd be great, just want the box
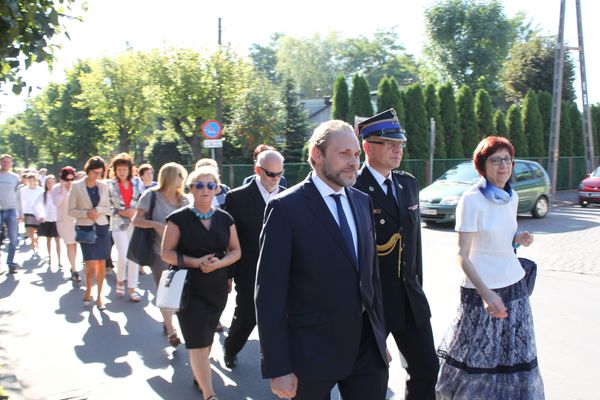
[547,0,566,197]
[548,0,595,196]
[575,0,596,173]
[215,17,223,163]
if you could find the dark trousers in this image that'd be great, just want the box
[293,316,389,400]
[224,285,256,357]
[389,319,439,400]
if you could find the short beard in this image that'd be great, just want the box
[322,158,356,188]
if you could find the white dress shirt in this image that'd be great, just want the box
[256,176,280,204]
[311,172,358,257]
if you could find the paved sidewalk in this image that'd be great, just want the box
[1,190,597,399]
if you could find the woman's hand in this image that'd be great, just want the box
[87,208,98,221]
[482,289,508,318]
[199,254,221,273]
[515,231,534,247]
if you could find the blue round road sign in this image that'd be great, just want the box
[201,120,222,139]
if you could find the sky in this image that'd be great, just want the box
[0,0,598,122]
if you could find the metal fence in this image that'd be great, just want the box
[217,156,599,191]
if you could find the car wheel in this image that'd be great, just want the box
[531,196,549,218]
[580,200,589,208]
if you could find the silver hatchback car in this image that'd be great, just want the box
[419,160,551,224]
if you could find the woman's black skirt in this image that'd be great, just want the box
[37,221,59,237]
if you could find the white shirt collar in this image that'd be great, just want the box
[255,175,280,201]
[311,171,346,198]
[365,163,391,189]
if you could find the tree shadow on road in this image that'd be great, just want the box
[517,206,600,234]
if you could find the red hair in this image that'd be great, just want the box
[473,136,515,178]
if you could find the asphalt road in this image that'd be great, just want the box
[1,190,598,399]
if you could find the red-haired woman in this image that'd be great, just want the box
[436,136,544,399]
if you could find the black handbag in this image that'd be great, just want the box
[518,257,537,296]
[127,191,157,265]
[75,225,96,244]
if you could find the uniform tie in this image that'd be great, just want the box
[330,194,357,266]
[385,178,396,202]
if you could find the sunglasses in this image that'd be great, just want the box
[193,181,217,190]
[260,166,284,178]
[63,177,74,182]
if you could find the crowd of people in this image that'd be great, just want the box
[0,108,545,400]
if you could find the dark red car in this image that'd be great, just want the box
[578,166,600,207]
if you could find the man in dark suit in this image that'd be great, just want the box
[354,109,438,400]
[255,120,389,400]
[223,149,286,368]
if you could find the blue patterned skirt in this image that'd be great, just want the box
[436,279,545,400]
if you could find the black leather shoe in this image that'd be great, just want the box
[224,354,237,368]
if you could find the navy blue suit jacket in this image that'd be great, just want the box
[255,174,387,381]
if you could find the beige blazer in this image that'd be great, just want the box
[67,178,111,226]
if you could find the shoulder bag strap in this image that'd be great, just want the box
[147,190,157,221]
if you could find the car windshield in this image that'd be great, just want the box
[436,163,480,184]
[591,167,600,177]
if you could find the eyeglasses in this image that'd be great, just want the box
[63,177,74,182]
[259,166,284,178]
[367,140,406,150]
[488,156,514,166]
[193,181,217,190]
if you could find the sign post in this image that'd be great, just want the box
[201,120,223,160]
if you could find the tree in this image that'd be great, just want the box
[340,29,419,90]
[78,51,155,154]
[424,0,515,94]
[376,77,393,114]
[224,75,284,163]
[438,83,462,158]
[281,78,310,163]
[536,90,552,152]
[569,102,583,156]
[494,109,508,138]
[0,0,79,93]
[276,32,344,97]
[59,61,103,166]
[145,134,193,171]
[403,84,428,159]
[522,90,545,157]
[592,104,600,158]
[148,47,253,161]
[332,75,350,122]
[474,89,494,138]
[249,33,282,84]
[424,83,446,158]
[507,104,528,156]
[0,113,40,167]
[501,35,576,103]
[457,85,479,157]
[348,74,373,120]
[388,77,405,124]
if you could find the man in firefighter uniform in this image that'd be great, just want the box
[354,109,438,400]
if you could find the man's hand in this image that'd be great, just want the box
[271,373,297,399]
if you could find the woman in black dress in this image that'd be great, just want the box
[161,166,241,400]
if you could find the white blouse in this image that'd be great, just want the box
[455,185,525,289]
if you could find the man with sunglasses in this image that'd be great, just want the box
[223,150,286,368]
[354,109,438,400]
